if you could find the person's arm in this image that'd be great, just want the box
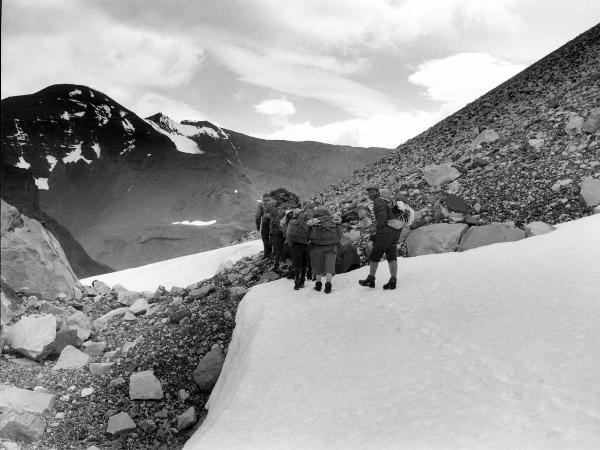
[255,204,263,230]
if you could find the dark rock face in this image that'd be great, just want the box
[1,85,388,271]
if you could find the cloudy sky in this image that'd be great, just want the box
[2,1,599,148]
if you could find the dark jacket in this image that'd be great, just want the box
[372,196,400,233]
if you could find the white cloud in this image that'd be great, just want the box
[131,93,206,122]
[214,45,397,118]
[258,110,441,149]
[255,98,296,116]
[408,53,526,106]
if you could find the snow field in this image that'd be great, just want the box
[80,240,263,292]
[185,215,600,450]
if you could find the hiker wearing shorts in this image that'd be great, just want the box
[307,206,342,294]
[359,185,401,290]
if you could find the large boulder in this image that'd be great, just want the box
[406,224,469,256]
[457,223,526,252]
[0,409,45,442]
[580,177,600,208]
[582,108,600,134]
[65,311,92,341]
[129,370,163,400]
[422,163,461,187]
[0,200,81,299]
[193,347,225,393]
[0,386,55,414]
[6,315,56,360]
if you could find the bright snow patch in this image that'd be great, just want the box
[92,143,101,158]
[80,240,263,292]
[62,143,92,164]
[13,120,28,143]
[122,118,135,133]
[173,220,217,227]
[46,155,58,172]
[61,111,70,120]
[16,156,30,169]
[198,127,220,139]
[146,119,204,155]
[185,215,600,450]
[34,177,49,190]
[69,89,82,96]
[95,105,111,125]
[234,189,238,193]
[73,111,85,118]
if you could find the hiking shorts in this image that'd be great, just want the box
[310,244,337,275]
[370,229,401,262]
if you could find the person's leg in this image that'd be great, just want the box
[389,260,398,278]
[311,246,323,291]
[360,234,384,287]
[291,244,302,289]
[324,246,336,293]
[383,234,400,290]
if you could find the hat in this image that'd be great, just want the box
[365,185,379,192]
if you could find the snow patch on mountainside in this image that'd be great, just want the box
[172,220,217,227]
[69,89,82,96]
[146,118,204,154]
[46,155,58,171]
[185,215,600,450]
[62,143,92,164]
[94,104,112,125]
[92,143,101,158]
[34,177,49,190]
[16,156,30,169]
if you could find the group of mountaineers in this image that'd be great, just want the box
[255,186,415,293]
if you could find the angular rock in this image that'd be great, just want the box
[193,347,225,393]
[1,280,25,327]
[117,291,143,307]
[52,345,90,371]
[89,362,114,376]
[444,194,473,213]
[406,224,469,257]
[229,286,248,302]
[65,311,92,341]
[38,302,70,318]
[422,163,461,187]
[524,222,556,237]
[582,108,600,134]
[129,371,163,400]
[565,114,584,133]
[0,386,55,414]
[128,298,149,315]
[0,409,45,442]
[458,223,526,252]
[91,280,111,296]
[138,419,158,434]
[6,315,56,360]
[580,176,600,208]
[92,307,129,330]
[170,309,191,324]
[1,200,80,300]
[106,412,136,436]
[83,341,106,357]
[470,129,499,148]
[80,387,94,397]
[258,271,280,284]
[188,285,215,299]
[177,407,197,431]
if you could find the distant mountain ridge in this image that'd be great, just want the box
[1,85,389,272]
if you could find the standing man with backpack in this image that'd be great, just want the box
[358,185,413,290]
[255,193,274,259]
[307,206,343,294]
[286,208,311,290]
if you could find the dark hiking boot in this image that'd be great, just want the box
[324,282,332,294]
[314,281,322,292]
[294,281,301,290]
[383,277,397,290]
[358,275,375,288]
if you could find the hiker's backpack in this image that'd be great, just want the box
[310,217,340,245]
[287,212,310,244]
[387,199,415,230]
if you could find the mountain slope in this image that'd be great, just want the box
[310,24,600,227]
[1,86,388,271]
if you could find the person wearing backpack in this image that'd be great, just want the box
[307,206,343,294]
[358,185,414,290]
[255,194,274,258]
[270,206,288,273]
[286,208,311,290]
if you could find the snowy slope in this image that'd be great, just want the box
[80,240,263,291]
[185,215,600,450]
